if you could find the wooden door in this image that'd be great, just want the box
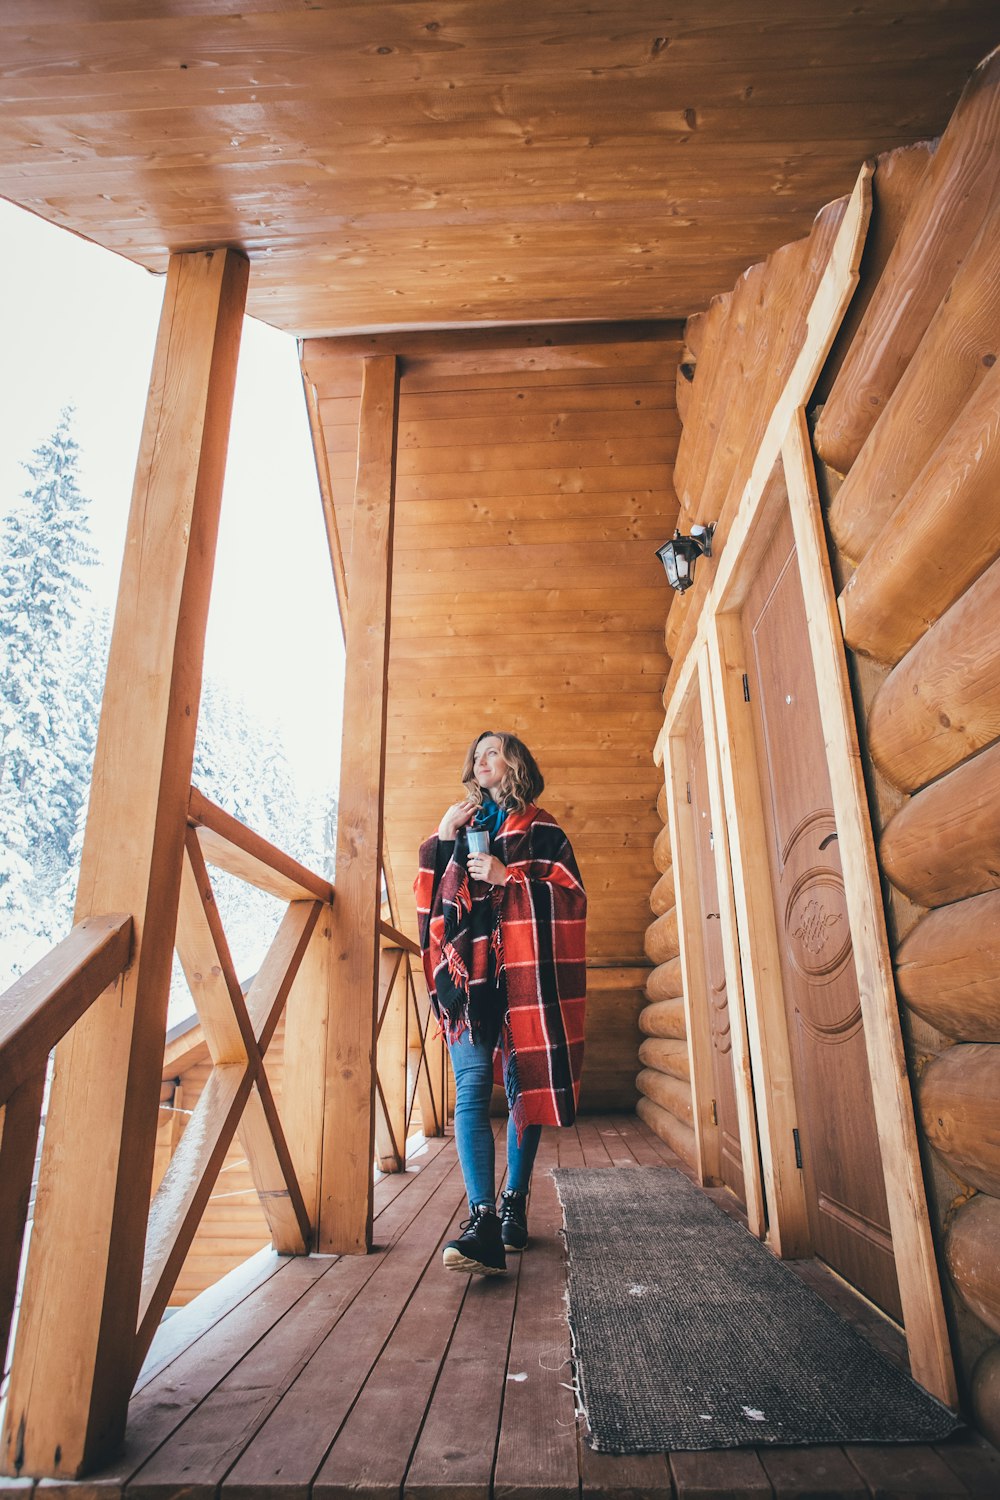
[741,506,902,1319]
[688,696,746,1206]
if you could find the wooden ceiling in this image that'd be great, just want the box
[2,2,995,335]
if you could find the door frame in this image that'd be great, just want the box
[656,418,955,1406]
[661,659,766,1237]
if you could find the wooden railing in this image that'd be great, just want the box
[0,913,133,1383]
[375,923,447,1173]
[1,788,444,1428]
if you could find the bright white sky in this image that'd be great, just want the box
[0,199,345,801]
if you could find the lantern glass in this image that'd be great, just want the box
[654,523,715,594]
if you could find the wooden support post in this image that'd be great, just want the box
[319,354,399,1253]
[2,247,248,1479]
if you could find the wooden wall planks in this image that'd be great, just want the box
[1,4,995,332]
[302,325,681,1109]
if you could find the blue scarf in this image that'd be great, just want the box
[472,795,508,839]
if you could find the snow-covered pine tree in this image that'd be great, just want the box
[0,410,99,960]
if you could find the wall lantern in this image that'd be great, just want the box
[655,523,715,594]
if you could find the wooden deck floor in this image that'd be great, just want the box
[38,1114,1000,1500]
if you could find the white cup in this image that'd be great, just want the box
[466,829,490,856]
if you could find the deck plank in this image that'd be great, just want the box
[311,1194,474,1500]
[577,1426,673,1500]
[670,1450,774,1498]
[493,1133,579,1500]
[32,1114,1000,1500]
[844,1443,971,1497]
[46,1258,333,1500]
[219,1142,470,1500]
[404,1219,522,1500]
[934,1432,1000,1498]
[757,1445,868,1498]
[575,1117,615,1167]
[131,1140,465,1500]
[603,1114,668,1167]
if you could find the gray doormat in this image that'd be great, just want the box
[554,1166,958,1452]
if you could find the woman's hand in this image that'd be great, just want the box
[468,852,507,886]
[438,799,477,841]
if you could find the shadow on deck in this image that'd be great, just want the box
[37,1116,1000,1500]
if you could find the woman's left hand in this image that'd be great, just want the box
[468,853,507,886]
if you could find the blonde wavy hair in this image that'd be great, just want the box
[461,731,544,813]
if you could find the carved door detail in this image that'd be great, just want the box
[742,507,902,1319]
[688,695,746,1206]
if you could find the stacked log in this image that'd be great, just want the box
[813,49,1000,1428]
[665,192,850,663]
[896,891,1000,1043]
[637,793,696,1166]
[815,46,1000,475]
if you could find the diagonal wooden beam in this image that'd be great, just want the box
[374,948,406,1172]
[238,1070,311,1255]
[176,842,315,1257]
[175,832,253,1065]
[408,961,444,1138]
[137,1063,250,1357]
[245,900,324,1055]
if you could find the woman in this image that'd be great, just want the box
[415,731,586,1276]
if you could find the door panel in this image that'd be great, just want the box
[688,694,746,1206]
[742,506,901,1319]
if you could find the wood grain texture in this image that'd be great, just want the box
[643,906,680,964]
[815,45,1000,473]
[2,247,249,1480]
[919,1043,1000,1197]
[840,355,1000,665]
[638,998,687,1038]
[896,890,1000,1043]
[637,1037,690,1079]
[784,412,953,1397]
[636,1065,693,1124]
[815,139,936,405]
[309,332,678,1110]
[635,1095,697,1167]
[0,913,132,1103]
[0,9,991,333]
[829,193,1000,565]
[868,551,1000,794]
[0,1072,45,1386]
[320,354,399,1255]
[946,1193,1000,1337]
[880,736,1000,907]
[644,958,684,1002]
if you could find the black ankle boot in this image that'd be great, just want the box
[443,1203,507,1275]
[499,1189,529,1251]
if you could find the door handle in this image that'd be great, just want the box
[818,832,839,851]
[707,912,720,920]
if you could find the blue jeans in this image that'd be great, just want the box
[448,1031,542,1209]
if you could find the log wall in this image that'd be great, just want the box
[653,47,1000,1436]
[811,48,1000,1438]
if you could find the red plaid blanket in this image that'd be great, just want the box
[414,805,587,1136]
